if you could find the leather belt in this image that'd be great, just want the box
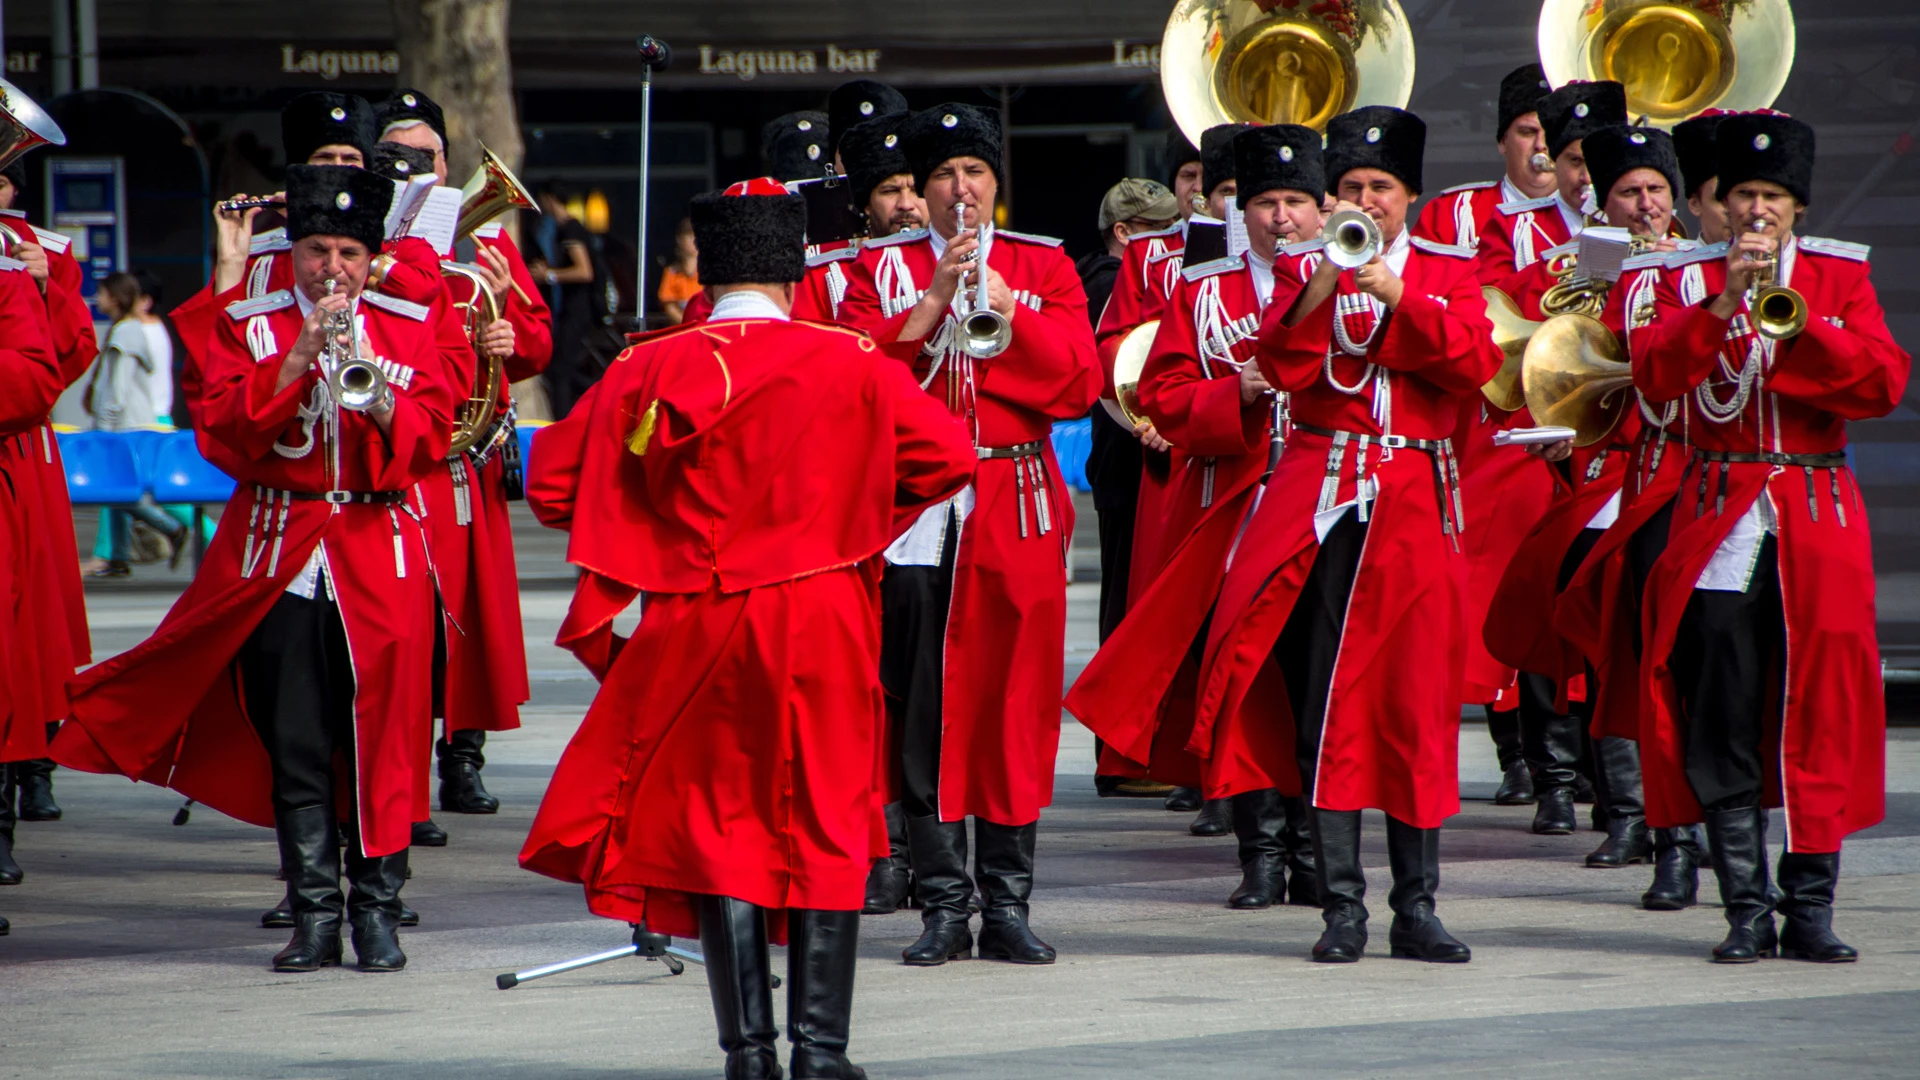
[284,490,409,505]
[976,439,1043,460]
[1693,449,1847,469]
[1687,448,1852,526]
[1291,422,1465,550]
[1292,422,1447,455]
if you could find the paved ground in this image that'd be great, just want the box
[6,508,1919,1078]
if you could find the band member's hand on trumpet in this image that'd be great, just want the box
[1715,216,1778,311]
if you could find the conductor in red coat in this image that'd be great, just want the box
[54,166,456,973]
[517,179,973,1079]
[1198,106,1501,964]
[835,103,1102,969]
[1631,114,1910,964]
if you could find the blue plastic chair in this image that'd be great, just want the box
[518,420,550,481]
[120,429,173,492]
[59,431,146,506]
[148,432,237,571]
[1050,417,1093,493]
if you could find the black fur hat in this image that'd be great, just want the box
[902,103,1002,196]
[691,178,807,286]
[368,142,436,184]
[1716,112,1815,206]
[841,111,912,207]
[828,80,908,159]
[1583,125,1683,209]
[1672,111,1728,197]
[1201,123,1257,198]
[1165,128,1202,186]
[770,125,830,183]
[1498,63,1552,142]
[1233,124,1325,202]
[1325,106,1426,196]
[282,92,376,165]
[285,164,393,251]
[760,112,828,172]
[1539,81,1627,160]
[1,159,25,199]
[375,88,447,149]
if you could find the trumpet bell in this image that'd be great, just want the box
[329,359,390,413]
[0,76,67,173]
[1481,287,1540,413]
[1521,313,1635,448]
[961,308,1013,360]
[1538,0,1796,128]
[456,144,539,243]
[1112,319,1161,429]
[1753,284,1807,340]
[1160,0,1416,142]
[1324,209,1382,270]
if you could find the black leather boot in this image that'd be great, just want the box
[1642,827,1702,911]
[1188,798,1231,836]
[15,758,60,821]
[1487,708,1534,805]
[1586,817,1652,867]
[1308,809,1367,963]
[1585,736,1651,866]
[1519,673,1580,834]
[271,804,344,972]
[975,820,1055,964]
[1384,816,1470,962]
[1702,806,1777,963]
[901,815,972,965]
[1532,786,1577,835]
[1280,796,1318,905]
[437,729,500,814]
[700,895,783,1080]
[345,839,408,971]
[0,912,8,935]
[262,884,295,928]
[1776,851,1857,963]
[411,819,448,847]
[787,909,866,1079]
[0,764,22,886]
[1163,786,1203,812]
[861,803,912,915]
[1226,788,1286,910]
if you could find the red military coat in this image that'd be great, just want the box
[1195,235,1501,822]
[790,240,863,323]
[54,283,456,858]
[1068,248,1310,789]
[1476,191,1580,286]
[0,261,65,759]
[517,315,974,943]
[1630,236,1909,853]
[838,226,1102,825]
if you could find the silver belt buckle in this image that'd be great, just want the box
[324,490,352,504]
[1380,435,1408,449]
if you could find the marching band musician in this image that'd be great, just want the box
[1478,81,1627,281]
[1069,124,1327,912]
[0,247,63,898]
[1093,121,1251,820]
[1196,105,1500,964]
[1632,113,1910,964]
[793,108,926,327]
[518,179,974,1080]
[827,78,909,176]
[54,165,458,973]
[375,88,553,831]
[836,102,1101,967]
[0,152,93,840]
[1415,64,1558,807]
[1483,125,1687,875]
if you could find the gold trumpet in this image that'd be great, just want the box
[1159,0,1416,142]
[1744,219,1806,339]
[1522,313,1636,447]
[1537,0,1796,128]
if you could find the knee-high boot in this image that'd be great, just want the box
[0,764,22,885]
[1384,816,1470,962]
[861,802,912,915]
[1226,788,1286,910]
[271,804,344,972]
[1777,851,1857,963]
[1280,796,1318,905]
[1585,736,1652,867]
[787,909,867,1079]
[901,815,972,965]
[975,820,1055,964]
[1487,707,1534,805]
[1642,826,1703,910]
[1519,673,1580,834]
[1308,809,1366,962]
[1702,806,1777,963]
[699,895,782,1079]
[344,835,408,971]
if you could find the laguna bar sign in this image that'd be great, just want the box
[697,44,882,81]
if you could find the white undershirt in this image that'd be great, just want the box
[886,226,974,567]
[708,288,792,322]
[1555,194,1587,240]
[1247,249,1276,309]
[284,286,358,600]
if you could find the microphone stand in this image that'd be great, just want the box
[633,36,672,331]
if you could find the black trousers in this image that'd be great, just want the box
[238,590,357,815]
[879,514,959,820]
[1669,536,1784,813]
[1273,513,1369,794]
[1627,499,1676,659]
[1095,500,1137,644]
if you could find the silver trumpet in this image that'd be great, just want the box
[957,202,1012,360]
[1324,209,1383,269]
[1529,151,1555,174]
[319,280,390,413]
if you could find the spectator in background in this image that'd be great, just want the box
[657,217,700,324]
[529,182,606,418]
[133,270,175,424]
[84,273,187,577]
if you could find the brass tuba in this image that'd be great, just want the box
[1537,0,1796,128]
[1159,0,1416,143]
[455,144,537,243]
[1522,313,1636,446]
[442,261,504,455]
[0,76,67,251]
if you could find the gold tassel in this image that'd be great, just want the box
[626,399,661,456]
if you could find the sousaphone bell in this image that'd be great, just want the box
[0,76,67,250]
[1537,0,1796,128]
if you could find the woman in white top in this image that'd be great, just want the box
[85,273,185,577]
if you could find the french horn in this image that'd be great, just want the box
[1521,313,1636,447]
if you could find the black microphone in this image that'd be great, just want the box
[636,36,672,72]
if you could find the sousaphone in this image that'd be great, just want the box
[1537,0,1796,128]
[0,77,67,250]
[1159,0,1417,143]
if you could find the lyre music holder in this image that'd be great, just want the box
[495,921,781,991]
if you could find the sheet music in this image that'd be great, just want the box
[403,186,464,257]
[1224,197,1250,259]
[383,175,439,241]
[1578,226,1632,284]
